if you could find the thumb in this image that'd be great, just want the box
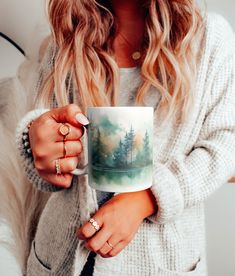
[50,104,90,127]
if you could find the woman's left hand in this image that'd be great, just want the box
[76,188,157,258]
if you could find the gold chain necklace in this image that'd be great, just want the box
[118,32,142,61]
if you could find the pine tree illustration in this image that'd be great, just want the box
[143,130,151,165]
[113,139,125,168]
[129,125,135,166]
[92,127,107,166]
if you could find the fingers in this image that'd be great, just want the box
[83,227,112,253]
[97,237,119,257]
[50,104,89,128]
[77,216,103,240]
[39,171,73,189]
[54,141,83,159]
[35,156,79,189]
[57,157,79,173]
[105,240,127,258]
[77,220,121,256]
[35,157,79,174]
[55,123,85,142]
[29,104,89,190]
[78,221,124,258]
[76,214,124,257]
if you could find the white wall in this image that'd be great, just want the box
[0,1,235,276]
[0,0,47,51]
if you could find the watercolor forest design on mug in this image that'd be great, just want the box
[88,108,153,192]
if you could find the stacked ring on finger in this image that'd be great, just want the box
[89,218,100,231]
[59,123,71,141]
[55,159,61,175]
[106,241,114,249]
[59,123,71,158]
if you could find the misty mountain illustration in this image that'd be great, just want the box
[88,114,153,191]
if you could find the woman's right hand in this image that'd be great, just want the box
[28,104,89,189]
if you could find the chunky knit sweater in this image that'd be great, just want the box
[15,13,235,276]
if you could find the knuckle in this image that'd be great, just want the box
[36,128,47,142]
[33,148,46,159]
[76,141,83,154]
[81,229,90,239]
[39,112,47,121]
[119,229,129,239]
[88,241,99,252]
[67,104,80,116]
[38,113,50,126]
[66,159,78,171]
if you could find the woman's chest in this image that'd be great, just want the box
[118,73,212,165]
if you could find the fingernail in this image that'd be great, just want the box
[75,113,89,125]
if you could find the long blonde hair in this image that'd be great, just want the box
[37,0,204,126]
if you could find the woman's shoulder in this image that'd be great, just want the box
[39,36,57,68]
[203,12,235,60]
[205,12,234,34]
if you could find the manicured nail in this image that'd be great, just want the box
[75,113,89,125]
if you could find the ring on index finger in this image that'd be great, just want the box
[89,218,100,232]
[58,123,71,141]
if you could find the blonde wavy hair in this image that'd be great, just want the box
[37,0,205,126]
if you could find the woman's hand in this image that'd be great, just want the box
[28,104,89,188]
[77,189,157,258]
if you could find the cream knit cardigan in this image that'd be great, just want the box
[13,13,235,276]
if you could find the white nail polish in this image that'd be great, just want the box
[75,113,90,125]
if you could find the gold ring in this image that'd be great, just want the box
[55,159,61,175]
[63,141,67,158]
[59,123,71,141]
[89,218,100,231]
[106,241,114,249]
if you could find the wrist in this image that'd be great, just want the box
[115,188,158,220]
[137,188,158,219]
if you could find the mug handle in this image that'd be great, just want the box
[71,165,88,176]
[71,125,89,176]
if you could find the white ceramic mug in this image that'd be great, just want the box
[72,106,153,193]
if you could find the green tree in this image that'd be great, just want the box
[128,125,135,166]
[123,132,130,165]
[113,139,125,168]
[92,127,107,166]
[122,126,136,167]
[134,148,144,167]
[143,130,151,165]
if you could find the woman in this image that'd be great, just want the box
[14,0,235,275]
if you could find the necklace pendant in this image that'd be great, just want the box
[132,51,141,60]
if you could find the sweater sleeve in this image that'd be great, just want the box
[147,16,235,224]
[15,41,66,192]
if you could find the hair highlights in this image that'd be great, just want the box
[37,0,204,126]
